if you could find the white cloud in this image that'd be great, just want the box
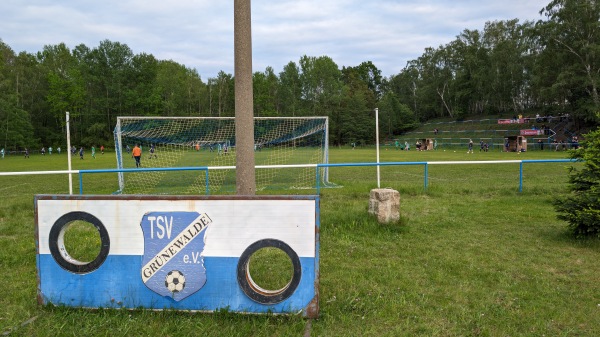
[0,0,549,78]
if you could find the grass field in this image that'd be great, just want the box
[1,148,599,336]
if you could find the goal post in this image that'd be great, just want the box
[113,116,331,194]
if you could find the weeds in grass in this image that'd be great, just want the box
[1,149,599,336]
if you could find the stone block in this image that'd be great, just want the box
[368,188,400,223]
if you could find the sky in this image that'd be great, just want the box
[0,0,551,79]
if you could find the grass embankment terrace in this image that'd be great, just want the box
[0,148,598,336]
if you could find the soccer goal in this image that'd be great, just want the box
[113,116,331,194]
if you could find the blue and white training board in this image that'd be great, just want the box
[34,195,320,317]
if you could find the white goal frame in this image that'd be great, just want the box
[113,116,330,194]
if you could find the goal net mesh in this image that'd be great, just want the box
[113,117,330,194]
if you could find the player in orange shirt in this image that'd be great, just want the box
[132,144,142,168]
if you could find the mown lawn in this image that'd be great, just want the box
[1,148,598,336]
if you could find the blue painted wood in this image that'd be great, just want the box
[38,255,316,313]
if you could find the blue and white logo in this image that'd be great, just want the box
[140,211,211,301]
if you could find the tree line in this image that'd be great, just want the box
[0,0,597,150]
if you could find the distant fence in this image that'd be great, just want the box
[0,159,578,195]
[315,159,578,193]
[386,138,578,152]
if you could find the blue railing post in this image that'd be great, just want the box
[79,173,84,194]
[424,163,429,190]
[316,165,321,195]
[519,162,524,193]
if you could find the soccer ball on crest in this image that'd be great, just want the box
[165,270,186,293]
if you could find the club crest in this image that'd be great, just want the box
[140,211,211,301]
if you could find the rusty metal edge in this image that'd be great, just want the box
[34,194,319,201]
[33,195,44,305]
[304,195,320,319]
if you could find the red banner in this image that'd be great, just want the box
[498,119,526,124]
[520,129,541,136]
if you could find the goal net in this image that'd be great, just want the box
[113,116,331,194]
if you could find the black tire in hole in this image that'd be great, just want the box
[49,211,110,274]
[237,239,301,304]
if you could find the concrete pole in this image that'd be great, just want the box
[234,0,256,195]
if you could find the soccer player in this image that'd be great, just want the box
[132,144,142,168]
[49,146,53,155]
[24,148,29,158]
[79,147,84,159]
[100,145,104,155]
[149,144,157,159]
[57,147,61,154]
[0,148,4,159]
[91,145,96,159]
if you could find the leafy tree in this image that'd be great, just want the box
[378,92,417,137]
[352,61,383,101]
[482,19,534,114]
[155,60,189,116]
[387,66,420,119]
[0,40,36,149]
[452,29,489,116]
[278,61,302,116]
[299,55,342,116]
[39,43,86,145]
[253,66,279,116]
[554,127,600,237]
[126,52,160,115]
[86,40,134,131]
[208,71,234,117]
[538,0,600,124]
[0,97,35,149]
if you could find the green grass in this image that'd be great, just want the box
[1,149,599,336]
[62,221,102,262]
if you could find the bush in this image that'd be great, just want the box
[554,128,600,238]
